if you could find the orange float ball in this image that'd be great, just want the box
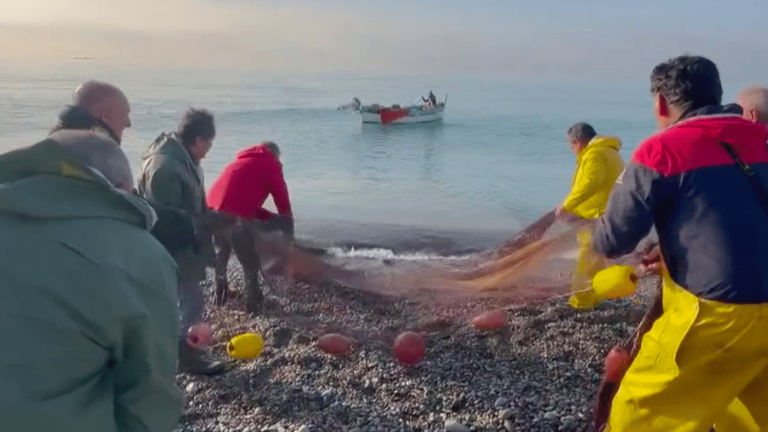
[471,310,507,330]
[393,331,426,366]
[316,333,353,356]
[604,347,631,383]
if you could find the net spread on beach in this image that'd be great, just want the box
[211,212,649,346]
[253,214,643,308]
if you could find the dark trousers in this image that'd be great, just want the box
[213,223,264,313]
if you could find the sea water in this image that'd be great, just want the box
[0,63,747,256]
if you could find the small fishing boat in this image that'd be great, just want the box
[339,92,447,125]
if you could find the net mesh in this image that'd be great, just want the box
[252,213,644,309]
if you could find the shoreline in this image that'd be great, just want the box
[176,260,659,432]
[293,218,522,258]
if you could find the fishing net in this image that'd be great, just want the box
[207,211,654,349]
[248,211,645,309]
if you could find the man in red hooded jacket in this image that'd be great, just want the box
[207,142,294,312]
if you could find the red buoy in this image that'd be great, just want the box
[604,347,631,382]
[393,331,426,366]
[316,333,353,356]
[471,310,507,330]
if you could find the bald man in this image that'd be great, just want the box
[737,86,768,126]
[48,80,199,258]
[51,80,132,144]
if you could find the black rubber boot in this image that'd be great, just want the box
[177,339,227,376]
[244,275,265,314]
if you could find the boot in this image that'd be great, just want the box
[177,339,227,376]
[213,276,230,306]
[244,277,265,314]
[568,289,599,310]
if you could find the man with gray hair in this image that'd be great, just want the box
[737,86,768,126]
[0,130,182,432]
[207,141,294,310]
[557,122,625,310]
[558,122,624,221]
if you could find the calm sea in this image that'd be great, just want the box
[0,63,749,255]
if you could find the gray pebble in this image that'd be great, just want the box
[494,397,509,409]
[296,426,311,432]
[499,409,514,421]
[180,267,659,432]
[444,419,470,432]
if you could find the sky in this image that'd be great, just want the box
[1,0,767,82]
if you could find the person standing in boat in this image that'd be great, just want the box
[556,122,625,310]
[422,90,438,107]
[207,141,294,312]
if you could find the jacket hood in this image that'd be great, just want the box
[50,105,122,145]
[142,132,196,164]
[0,137,156,229]
[584,135,622,153]
[236,143,277,160]
[142,132,203,181]
[674,104,768,152]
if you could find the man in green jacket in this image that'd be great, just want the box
[138,108,230,375]
[0,130,182,432]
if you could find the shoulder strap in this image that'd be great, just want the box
[719,141,768,219]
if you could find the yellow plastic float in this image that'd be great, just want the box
[226,333,264,359]
[590,265,638,300]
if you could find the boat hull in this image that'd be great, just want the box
[360,107,445,124]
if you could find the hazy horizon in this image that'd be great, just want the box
[1,0,767,83]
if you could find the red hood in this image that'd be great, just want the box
[674,114,768,152]
[236,144,275,160]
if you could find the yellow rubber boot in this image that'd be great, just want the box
[568,228,604,310]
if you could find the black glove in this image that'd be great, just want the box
[264,215,295,239]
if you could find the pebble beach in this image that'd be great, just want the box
[175,261,659,432]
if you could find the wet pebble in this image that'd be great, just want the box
[499,409,514,421]
[176,267,658,432]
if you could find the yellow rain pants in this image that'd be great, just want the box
[605,268,768,432]
[568,227,604,310]
[715,398,759,432]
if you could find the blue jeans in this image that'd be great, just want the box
[178,281,205,336]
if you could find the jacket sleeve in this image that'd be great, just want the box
[147,202,198,255]
[562,152,605,213]
[142,166,186,212]
[112,263,183,432]
[267,161,292,217]
[592,161,662,258]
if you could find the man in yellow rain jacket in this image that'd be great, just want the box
[593,54,768,432]
[556,122,625,309]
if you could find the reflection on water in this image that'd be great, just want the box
[357,121,446,183]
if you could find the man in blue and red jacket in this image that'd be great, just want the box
[207,142,294,312]
[593,54,768,431]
